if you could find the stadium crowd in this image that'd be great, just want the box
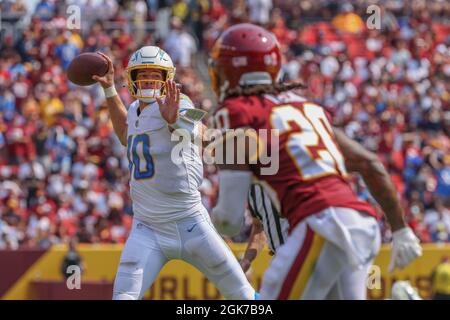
[0,0,449,249]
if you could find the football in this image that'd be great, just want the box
[67,52,108,86]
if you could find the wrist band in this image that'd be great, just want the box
[104,85,118,98]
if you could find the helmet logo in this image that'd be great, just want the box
[232,56,247,67]
[130,51,139,63]
[158,48,168,61]
[264,53,278,66]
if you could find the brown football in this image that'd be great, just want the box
[67,52,108,86]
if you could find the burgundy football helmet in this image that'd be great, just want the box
[209,23,282,100]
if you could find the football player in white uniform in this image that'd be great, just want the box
[92,46,256,300]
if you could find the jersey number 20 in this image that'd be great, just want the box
[271,103,347,180]
[127,134,154,180]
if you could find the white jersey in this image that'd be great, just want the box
[126,94,204,224]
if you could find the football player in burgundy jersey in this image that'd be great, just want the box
[207,23,422,300]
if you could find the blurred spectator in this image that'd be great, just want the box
[431,257,450,300]
[247,0,272,26]
[61,238,84,280]
[164,17,198,68]
[0,0,449,249]
[172,0,189,22]
[332,3,365,33]
[34,0,56,21]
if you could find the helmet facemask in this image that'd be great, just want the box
[208,58,231,102]
[126,65,174,103]
[208,58,220,98]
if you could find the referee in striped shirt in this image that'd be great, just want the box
[240,183,290,272]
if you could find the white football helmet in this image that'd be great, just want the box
[125,46,175,102]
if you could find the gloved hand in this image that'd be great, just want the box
[388,227,422,272]
[210,207,243,237]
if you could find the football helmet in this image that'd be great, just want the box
[125,46,175,102]
[209,23,282,100]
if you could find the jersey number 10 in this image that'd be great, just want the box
[127,134,155,180]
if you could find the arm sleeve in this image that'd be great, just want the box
[211,170,253,237]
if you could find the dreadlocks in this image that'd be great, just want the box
[225,80,306,98]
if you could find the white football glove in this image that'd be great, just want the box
[388,227,422,272]
[391,281,422,300]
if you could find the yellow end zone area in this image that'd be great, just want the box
[2,244,448,300]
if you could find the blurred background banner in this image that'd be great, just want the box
[1,244,448,300]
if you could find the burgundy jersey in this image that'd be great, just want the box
[211,91,378,229]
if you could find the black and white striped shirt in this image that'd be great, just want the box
[248,183,289,253]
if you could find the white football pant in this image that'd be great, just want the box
[113,207,255,300]
[260,207,381,300]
